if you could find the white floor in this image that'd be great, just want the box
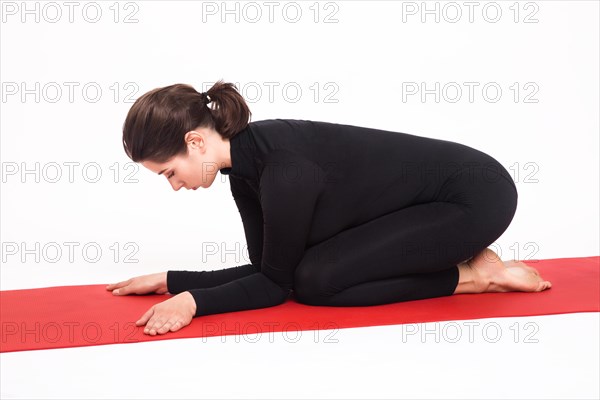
[1,310,598,399]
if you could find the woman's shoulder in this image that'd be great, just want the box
[248,118,316,128]
[248,119,402,137]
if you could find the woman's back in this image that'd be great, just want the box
[227,119,512,247]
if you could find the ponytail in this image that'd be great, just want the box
[122,79,252,163]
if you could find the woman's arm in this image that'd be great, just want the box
[166,176,265,294]
[258,149,326,290]
[187,272,290,316]
[166,264,258,294]
[185,150,325,317]
[230,176,264,267]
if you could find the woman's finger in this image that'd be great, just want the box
[156,319,179,334]
[112,285,131,295]
[106,279,130,289]
[136,307,154,327]
[170,320,184,332]
[145,315,167,335]
[106,279,132,293]
[114,280,140,295]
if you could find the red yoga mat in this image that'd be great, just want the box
[1,256,598,353]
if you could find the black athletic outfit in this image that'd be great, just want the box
[167,119,518,317]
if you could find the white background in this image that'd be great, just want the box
[1,1,599,399]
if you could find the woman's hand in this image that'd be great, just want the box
[135,292,197,335]
[106,272,168,295]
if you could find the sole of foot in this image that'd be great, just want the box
[467,249,552,293]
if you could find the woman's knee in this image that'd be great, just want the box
[487,174,518,237]
[484,160,518,220]
[468,173,518,249]
[293,257,337,305]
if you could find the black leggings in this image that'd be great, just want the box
[292,164,518,307]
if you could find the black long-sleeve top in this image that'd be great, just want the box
[166,119,507,317]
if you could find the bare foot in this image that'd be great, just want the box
[501,260,552,292]
[461,249,552,293]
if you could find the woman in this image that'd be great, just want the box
[107,80,552,336]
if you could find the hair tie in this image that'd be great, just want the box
[200,91,212,105]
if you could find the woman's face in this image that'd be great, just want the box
[141,131,222,191]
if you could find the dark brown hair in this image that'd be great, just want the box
[122,80,251,163]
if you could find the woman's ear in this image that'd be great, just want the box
[185,130,206,150]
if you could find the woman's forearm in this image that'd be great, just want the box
[166,264,259,294]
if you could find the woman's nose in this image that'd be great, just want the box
[169,180,184,191]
